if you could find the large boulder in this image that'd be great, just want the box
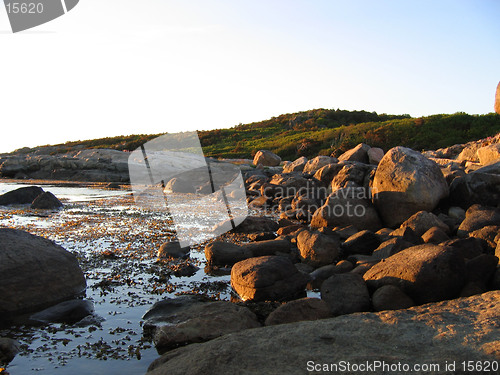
[372,147,449,227]
[311,187,382,232]
[30,191,63,209]
[0,186,44,205]
[146,291,500,375]
[253,150,281,167]
[449,162,500,208]
[363,244,466,304]
[338,143,370,163]
[320,273,370,316]
[29,299,94,324]
[231,256,309,301]
[0,228,86,319]
[143,296,260,354]
[367,147,384,165]
[296,230,340,267]
[477,144,500,166]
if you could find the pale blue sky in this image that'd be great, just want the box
[0,0,499,153]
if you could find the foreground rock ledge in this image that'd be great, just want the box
[147,291,499,375]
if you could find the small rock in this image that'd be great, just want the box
[283,156,308,173]
[465,254,498,285]
[397,211,449,237]
[468,226,500,251]
[30,191,63,209]
[372,285,415,311]
[477,144,500,166]
[457,205,500,237]
[342,230,381,256]
[367,147,384,165]
[158,242,190,259]
[422,226,450,244]
[29,299,94,324]
[265,298,331,326]
[320,273,370,316]
[296,230,340,267]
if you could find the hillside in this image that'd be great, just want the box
[6,109,500,161]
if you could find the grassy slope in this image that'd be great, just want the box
[10,109,500,161]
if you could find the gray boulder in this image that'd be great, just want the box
[0,186,44,205]
[29,299,94,324]
[146,291,500,375]
[372,147,449,227]
[0,228,86,319]
[143,296,260,354]
[363,244,466,304]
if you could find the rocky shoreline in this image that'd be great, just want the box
[1,129,500,373]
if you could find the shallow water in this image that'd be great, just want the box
[0,182,234,375]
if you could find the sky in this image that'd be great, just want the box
[0,0,499,153]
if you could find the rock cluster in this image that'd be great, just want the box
[0,186,63,209]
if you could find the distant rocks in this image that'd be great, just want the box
[0,148,130,182]
[0,186,62,209]
[372,146,449,227]
[0,228,86,320]
[0,186,44,205]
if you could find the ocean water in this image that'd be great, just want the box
[0,182,233,375]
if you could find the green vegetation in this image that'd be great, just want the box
[10,109,500,160]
